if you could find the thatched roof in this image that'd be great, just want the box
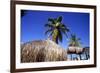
[67,46,83,54]
[82,47,89,54]
[21,39,67,62]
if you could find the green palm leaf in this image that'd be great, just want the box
[69,34,81,47]
[57,16,62,22]
[45,16,70,44]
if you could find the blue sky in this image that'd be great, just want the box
[21,10,90,49]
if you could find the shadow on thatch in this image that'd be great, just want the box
[21,39,67,63]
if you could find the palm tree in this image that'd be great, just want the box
[68,34,82,60]
[21,10,27,17]
[68,34,81,47]
[45,16,69,44]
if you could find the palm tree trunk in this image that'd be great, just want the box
[52,35,58,44]
[52,37,58,44]
[56,37,58,44]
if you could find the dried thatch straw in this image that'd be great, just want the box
[67,46,83,54]
[21,39,67,62]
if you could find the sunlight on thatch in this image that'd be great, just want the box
[21,39,67,62]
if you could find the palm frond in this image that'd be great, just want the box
[45,24,53,28]
[69,34,82,47]
[21,10,27,17]
[57,16,62,22]
[48,18,55,24]
[60,24,70,32]
[60,29,68,38]
[45,16,70,44]
[45,29,52,35]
